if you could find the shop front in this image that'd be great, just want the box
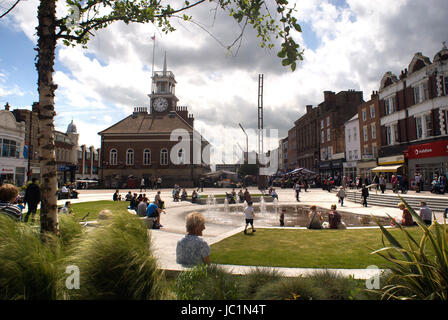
[358,160,378,182]
[319,161,332,177]
[0,165,26,186]
[343,160,357,181]
[406,139,448,190]
[371,155,405,187]
[331,159,344,178]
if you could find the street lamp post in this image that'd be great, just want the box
[238,123,248,164]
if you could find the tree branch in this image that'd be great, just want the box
[0,0,21,19]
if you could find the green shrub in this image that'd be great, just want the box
[175,264,240,300]
[57,214,84,248]
[306,270,359,300]
[65,211,171,300]
[0,215,63,300]
[254,276,322,300]
[370,196,448,300]
[238,267,283,299]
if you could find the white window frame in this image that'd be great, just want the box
[363,126,368,142]
[126,149,134,165]
[327,128,330,141]
[370,105,375,118]
[321,130,324,144]
[110,149,117,165]
[160,148,168,165]
[349,150,353,160]
[372,144,377,157]
[362,109,367,122]
[385,96,395,115]
[371,123,376,139]
[386,126,392,145]
[413,81,429,104]
[326,116,330,127]
[143,149,151,165]
[424,113,432,137]
[320,119,324,129]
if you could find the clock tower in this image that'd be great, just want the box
[149,52,179,113]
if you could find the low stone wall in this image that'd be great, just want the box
[190,196,276,205]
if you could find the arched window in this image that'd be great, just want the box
[178,148,185,164]
[126,149,134,165]
[110,149,117,165]
[160,148,168,165]
[143,149,151,165]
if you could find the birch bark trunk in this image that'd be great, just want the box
[36,0,59,236]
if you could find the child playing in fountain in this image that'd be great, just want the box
[244,201,256,235]
[279,207,286,227]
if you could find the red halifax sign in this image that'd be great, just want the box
[406,140,448,159]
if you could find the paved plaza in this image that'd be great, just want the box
[69,187,448,279]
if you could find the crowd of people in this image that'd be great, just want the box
[113,189,166,229]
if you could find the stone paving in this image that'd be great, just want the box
[71,187,448,279]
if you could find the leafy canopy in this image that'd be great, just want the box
[57,0,303,70]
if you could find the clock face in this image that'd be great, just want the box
[153,97,169,112]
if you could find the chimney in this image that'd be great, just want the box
[4,102,10,111]
[371,91,378,100]
[323,91,335,102]
[306,105,313,113]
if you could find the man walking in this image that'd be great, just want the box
[361,184,369,207]
[24,178,41,223]
[294,181,301,201]
[140,177,146,192]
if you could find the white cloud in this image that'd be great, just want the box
[3,0,448,164]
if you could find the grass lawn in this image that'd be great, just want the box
[210,227,430,269]
[36,201,130,221]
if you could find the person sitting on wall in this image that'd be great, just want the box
[191,190,198,203]
[181,189,188,201]
[125,191,133,201]
[113,189,120,201]
[61,184,70,199]
[146,202,166,228]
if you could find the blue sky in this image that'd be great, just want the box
[1,0,447,163]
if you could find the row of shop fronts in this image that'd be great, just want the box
[320,139,448,189]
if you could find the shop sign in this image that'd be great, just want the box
[319,161,332,169]
[332,160,343,167]
[407,140,448,159]
[362,154,374,160]
[378,155,404,165]
[343,161,357,168]
[0,167,15,174]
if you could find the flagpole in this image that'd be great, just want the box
[151,34,156,92]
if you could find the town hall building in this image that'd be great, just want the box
[98,56,210,188]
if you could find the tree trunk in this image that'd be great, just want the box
[36,0,59,236]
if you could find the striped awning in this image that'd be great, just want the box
[370,165,403,172]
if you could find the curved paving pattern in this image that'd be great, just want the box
[72,187,447,279]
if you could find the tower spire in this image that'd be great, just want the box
[163,51,167,76]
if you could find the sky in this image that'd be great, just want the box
[1,0,447,165]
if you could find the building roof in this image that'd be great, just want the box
[98,112,193,135]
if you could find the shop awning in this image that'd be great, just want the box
[370,165,403,172]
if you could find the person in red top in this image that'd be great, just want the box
[397,202,414,226]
